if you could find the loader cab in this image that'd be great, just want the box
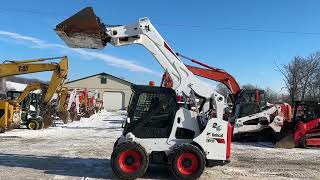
[124,85,179,138]
[293,101,320,123]
[234,89,266,119]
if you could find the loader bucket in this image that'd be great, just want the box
[55,7,108,49]
[275,134,295,149]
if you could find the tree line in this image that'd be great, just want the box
[216,51,320,104]
[277,52,320,103]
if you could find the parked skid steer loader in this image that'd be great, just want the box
[55,7,232,180]
[0,56,68,133]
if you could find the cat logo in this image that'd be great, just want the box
[18,65,28,72]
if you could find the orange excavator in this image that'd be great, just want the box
[162,53,291,139]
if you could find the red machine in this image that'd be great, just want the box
[278,101,320,148]
[67,88,97,121]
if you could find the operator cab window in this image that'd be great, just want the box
[125,85,178,138]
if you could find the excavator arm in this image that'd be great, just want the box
[15,83,44,104]
[13,57,68,106]
[57,87,69,113]
[5,56,68,129]
[0,57,65,77]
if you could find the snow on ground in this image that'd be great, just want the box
[6,81,27,91]
[0,110,320,180]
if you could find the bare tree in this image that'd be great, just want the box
[216,83,231,101]
[276,56,305,102]
[242,83,256,90]
[277,52,320,102]
[265,87,279,102]
[299,53,320,100]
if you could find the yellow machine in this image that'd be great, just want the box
[0,56,68,133]
[56,87,70,123]
[11,83,69,129]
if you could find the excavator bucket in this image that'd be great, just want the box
[275,134,295,149]
[55,7,108,49]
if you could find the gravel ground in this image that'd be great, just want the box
[0,111,319,180]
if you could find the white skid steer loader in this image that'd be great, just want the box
[55,7,232,180]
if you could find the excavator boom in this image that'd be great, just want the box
[0,56,69,132]
[0,56,65,78]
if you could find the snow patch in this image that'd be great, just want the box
[6,81,27,91]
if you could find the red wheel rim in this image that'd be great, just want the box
[177,153,199,175]
[118,149,142,173]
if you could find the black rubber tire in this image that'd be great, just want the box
[113,138,120,151]
[111,142,149,179]
[60,112,70,124]
[84,111,90,118]
[38,120,44,130]
[0,127,5,133]
[170,144,205,180]
[75,114,81,121]
[27,120,40,130]
[70,112,76,122]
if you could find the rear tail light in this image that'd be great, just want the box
[226,122,232,161]
[176,95,183,103]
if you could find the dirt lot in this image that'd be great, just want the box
[0,111,319,180]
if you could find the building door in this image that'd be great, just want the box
[103,91,123,110]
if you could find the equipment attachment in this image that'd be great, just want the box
[275,134,295,149]
[55,7,108,49]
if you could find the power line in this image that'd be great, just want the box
[155,23,320,36]
[1,7,320,36]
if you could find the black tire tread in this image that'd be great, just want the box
[111,141,149,180]
[170,144,206,180]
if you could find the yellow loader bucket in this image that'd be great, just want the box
[55,7,108,49]
[275,134,295,149]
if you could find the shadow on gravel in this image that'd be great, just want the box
[0,153,109,179]
[62,126,121,131]
[102,120,123,124]
[142,165,175,179]
[0,153,175,179]
[233,142,275,148]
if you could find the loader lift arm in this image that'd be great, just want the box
[55,7,226,119]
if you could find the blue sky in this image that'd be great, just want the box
[0,1,319,93]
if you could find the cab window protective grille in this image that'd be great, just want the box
[133,92,172,123]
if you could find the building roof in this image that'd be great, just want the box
[66,72,133,85]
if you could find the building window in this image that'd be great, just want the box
[101,76,107,84]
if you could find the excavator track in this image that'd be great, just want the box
[299,132,320,149]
